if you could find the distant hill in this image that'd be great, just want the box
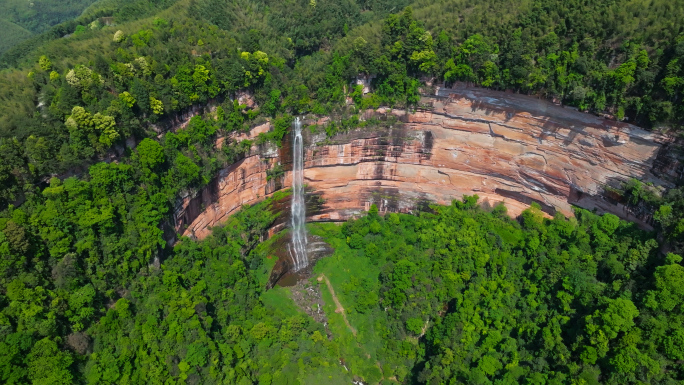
[0,0,99,33]
[0,19,33,56]
[0,0,182,65]
[0,0,100,56]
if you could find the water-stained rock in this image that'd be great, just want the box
[175,85,676,239]
[266,234,334,289]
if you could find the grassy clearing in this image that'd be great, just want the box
[310,222,389,384]
[260,285,302,318]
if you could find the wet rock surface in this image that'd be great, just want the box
[267,234,334,289]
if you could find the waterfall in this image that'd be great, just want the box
[289,117,308,271]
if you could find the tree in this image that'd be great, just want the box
[38,56,52,71]
[587,298,639,342]
[2,220,30,255]
[444,60,475,82]
[664,329,684,360]
[173,154,200,187]
[65,65,103,91]
[113,30,125,43]
[119,91,136,108]
[648,261,684,312]
[149,97,164,115]
[66,106,119,152]
[406,317,423,334]
[27,338,74,385]
[598,213,620,235]
[137,138,165,169]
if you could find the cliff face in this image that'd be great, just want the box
[175,85,675,240]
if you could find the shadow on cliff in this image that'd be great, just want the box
[558,176,669,231]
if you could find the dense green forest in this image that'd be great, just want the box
[6,189,684,383]
[2,0,684,383]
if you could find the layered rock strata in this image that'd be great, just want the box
[175,85,674,240]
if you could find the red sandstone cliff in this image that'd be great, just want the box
[175,86,674,240]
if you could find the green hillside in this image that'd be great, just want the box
[0,0,102,56]
[2,0,684,384]
[0,0,184,57]
[0,0,99,33]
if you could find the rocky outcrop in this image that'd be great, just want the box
[176,85,675,240]
[173,123,280,239]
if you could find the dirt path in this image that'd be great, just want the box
[318,274,357,336]
[317,275,405,383]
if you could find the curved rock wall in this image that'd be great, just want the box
[175,86,674,240]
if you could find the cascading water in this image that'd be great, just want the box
[288,117,308,271]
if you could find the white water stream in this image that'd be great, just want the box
[288,117,308,271]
